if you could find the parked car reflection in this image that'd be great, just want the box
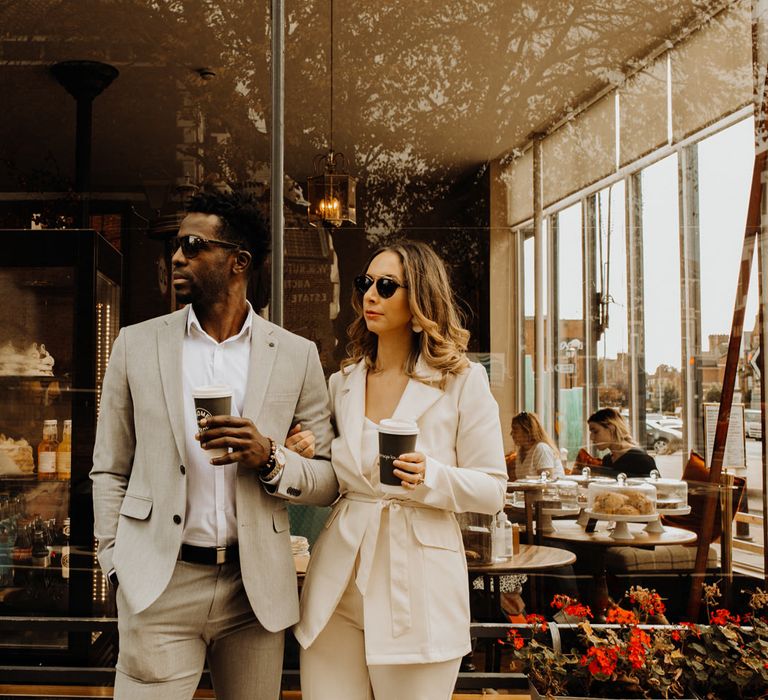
[644,415,682,454]
[620,410,683,454]
[745,409,762,440]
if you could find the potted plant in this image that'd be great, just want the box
[510,587,691,699]
[679,583,768,700]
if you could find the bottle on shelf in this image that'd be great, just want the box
[12,520,32,586]
[37,419,59,481]
[0,524,12,586]
[45,519,59,569]
[31,523,50,568]
[56,419,71,480]
[61,517,70,580]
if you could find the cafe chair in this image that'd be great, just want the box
[568,447,602,473]
[504,451,517,481]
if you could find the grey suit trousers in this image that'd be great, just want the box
[114,559,283,700]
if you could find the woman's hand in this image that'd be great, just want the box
[285,423,316,458]
[392,452,427,489]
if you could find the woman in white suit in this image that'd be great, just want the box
[295,241,507,699]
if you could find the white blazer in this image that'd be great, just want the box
[294,359,507,664]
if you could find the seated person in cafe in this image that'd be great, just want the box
[510,411,564,479]
[587,408,655,477]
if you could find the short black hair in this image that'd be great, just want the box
[186,189,270,270]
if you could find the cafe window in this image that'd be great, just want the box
[592,181,628,417]
[521,219,550,421]
[554,203,585,459]
[638,153,683,466]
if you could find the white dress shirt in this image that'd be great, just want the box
[181,303,254,547]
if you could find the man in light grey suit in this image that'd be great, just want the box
[91,189,338,700]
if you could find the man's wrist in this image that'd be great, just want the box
[259,438,286,481]
[260,438,277,472]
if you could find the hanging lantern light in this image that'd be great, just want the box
[307,0,357,229]
[308,151,356,228]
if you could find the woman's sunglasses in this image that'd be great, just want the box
[353,274,407,299]
[171,234,240,259]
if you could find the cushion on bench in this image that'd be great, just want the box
[605,543,718,572]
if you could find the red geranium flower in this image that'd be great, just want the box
[507,628,525,649]
[626,628,650,669]
[606,607,638,625]
[564,603,593,619]
[710,609,741,626]
[526,613,548,633]
[551,594,574,610]
[680,621,700,637]
[582,645,619,677]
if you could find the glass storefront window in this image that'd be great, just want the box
[522,220,548,415]
[555,203,585,461]
[697,116,760,569]
[593,181,628,419]
[640,153,683,468]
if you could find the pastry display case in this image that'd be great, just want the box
[587,473,657,516]
[0,229,121,663]
[628,470,689,511]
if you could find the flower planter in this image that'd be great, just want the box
[529,681,697,700]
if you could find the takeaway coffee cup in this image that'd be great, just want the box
[377,418,419,492]
[193,384,233,459]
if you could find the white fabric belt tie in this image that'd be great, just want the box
[345,492,431,638]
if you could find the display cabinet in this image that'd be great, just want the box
[0,229,120,664]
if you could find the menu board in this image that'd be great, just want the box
[703,402,746,469]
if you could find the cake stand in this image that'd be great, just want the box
[582,510,660,540]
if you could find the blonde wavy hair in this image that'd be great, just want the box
[511,411,558,462]
[341,240,470,383]
[587,408,637,446]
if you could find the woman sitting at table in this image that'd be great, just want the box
[587,407,655,477]
[510,411,564,479]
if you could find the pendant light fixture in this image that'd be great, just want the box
[307,0,357,228]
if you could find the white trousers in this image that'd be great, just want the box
[114,559,283,700]
[300,572,461,700]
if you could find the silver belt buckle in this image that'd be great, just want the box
[216,546,227,565]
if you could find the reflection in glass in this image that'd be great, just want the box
[594,182,627,411]
[640,154,682,463]
[522,221,548,414]
[556,203,584,461]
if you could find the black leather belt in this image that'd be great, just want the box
[179,543,239,565]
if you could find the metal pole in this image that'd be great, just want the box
[625,172,645,440]
[270,0,285,326]
[532,135,545,422]
[678,144,703,456]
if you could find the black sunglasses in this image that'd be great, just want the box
[353,274,407,299]
[171,234,240,259]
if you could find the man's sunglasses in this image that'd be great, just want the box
[353,274,407,299]
[171,234,240,259]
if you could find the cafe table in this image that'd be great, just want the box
[543,518,696,619]
[467,544,577,671]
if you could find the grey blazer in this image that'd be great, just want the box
[90,307,338,631]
